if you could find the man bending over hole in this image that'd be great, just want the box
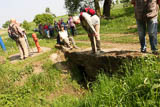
[73,7,102,54]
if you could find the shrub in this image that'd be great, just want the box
[33,13,54,25]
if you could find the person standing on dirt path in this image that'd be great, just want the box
[68,15,77,36]
[8,19,29,60]
[73,7,102,54]
[131,0,160,54]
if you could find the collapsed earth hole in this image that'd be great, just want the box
[68,64,90,88]
[64,50,151,80]
[55,47,158,88]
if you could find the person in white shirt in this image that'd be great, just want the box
[73,10,102,54]
[58,25,78,49]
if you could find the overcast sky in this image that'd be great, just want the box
[0,0,67,28]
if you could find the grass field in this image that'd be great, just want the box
[0,5,160,106]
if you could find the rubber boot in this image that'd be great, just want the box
[96,40,103,54]
[96,40,101,51]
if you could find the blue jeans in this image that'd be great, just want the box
[136,18,158,51]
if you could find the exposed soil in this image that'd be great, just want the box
[101,33,137,37]
[14,74,28,86]
[0,56,5,64]
[77,40,145,53]
[127,25,137,29]
[32,61,43,75]
[14,61,44,86]
[47,51,87,101]
[50,51,68,71]
[46,84,85,101]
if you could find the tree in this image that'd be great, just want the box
[65,0,81,14]
[45,7,56,17]
[65,0,101,16]
[94,0,101,17]
[45,7,51,13]
[22,20,30,31]
[103,0,112,18]
[33,13,54,25]
[2,20,10,28]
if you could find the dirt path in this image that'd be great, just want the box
[100,33,137,37]
[76,40,141,52]
[9,47,51,63]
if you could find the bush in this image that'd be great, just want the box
[33,13,54,25]
[2,20,10,28]
[22,20,36,31]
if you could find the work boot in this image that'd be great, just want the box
[96,40,101,51]
[96,40,103,54]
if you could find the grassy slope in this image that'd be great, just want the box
[0,5,160,106]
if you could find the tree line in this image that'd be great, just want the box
[65,0,130,18]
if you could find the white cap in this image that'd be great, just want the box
[72,16,79,22]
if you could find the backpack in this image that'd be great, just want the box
[8,24,20,40]
[80,7,96,16]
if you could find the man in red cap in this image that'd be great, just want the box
[73,7,102,54]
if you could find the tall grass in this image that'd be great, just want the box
[78,57,160,107]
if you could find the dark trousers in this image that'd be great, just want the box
[88,34,101,52]
[70,26,75,36]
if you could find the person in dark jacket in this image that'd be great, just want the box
[131,0,160,54]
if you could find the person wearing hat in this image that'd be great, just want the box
[8,19,29,60]
[131,0,160,54]
[73,8,102,54]
[58,24,78,49]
